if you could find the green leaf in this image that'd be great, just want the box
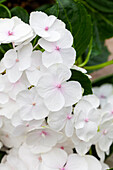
[0,4,11,18]
[0,44,12,60]
[57,0,92,58]
[11,6,29,23]
[0,0,7,3]
[85,0,113,13]
[70,69,92,95]
[36,3,59,17]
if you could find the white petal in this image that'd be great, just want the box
[18,43,32,71]
[41,148,67,169]
[45,89,65,111]
[3,49,17,69]
[42,51,62,68]
[85,155,102,170]
[66,154,88,170]
[60,47,76,68]
[7,63,22,83]
[62,81,82,106]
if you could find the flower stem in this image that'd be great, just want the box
[79,37,93,67]
[84,60,113,70]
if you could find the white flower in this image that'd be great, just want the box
[0,16,34,44]
[3,43,32,83]
[16,87,49,121]
[38,29,76,68]
[41,148,102,170]
[48,107,74,137]
[25,50,44,86]
[93,84,113,108]
[74,98,101,142]
[30,11,65,42]
[26,127,63,153]
[38,64,82,111]
[95,121,113,154]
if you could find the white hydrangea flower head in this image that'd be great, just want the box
[0,16,34,45]
[38,64,82,111]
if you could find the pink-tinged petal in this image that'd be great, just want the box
[62,81,82,106]
[57,29,73,48]
[3,49,17,69]
[60,47,76,68]
[66,154,88,170]
[38,38,55,52]
[42,51,62,68]
[7,63,22,83]
[48,64,71,83]
[44,89,65,111]
[41,148,67,169]
[85,155,102,170]
[18,43,32,71]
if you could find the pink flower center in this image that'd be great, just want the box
[85,118,89,122]
[56,46,60,51]
[8,31,14,36]
[32,102,36,106]
[16,59,19,62]
[45,26,49,31]
[60,146,64,150]
[26,124,29,127]
[38,156,42,162]
[61,168,65,170]
[100,95,106,99]
[40,130,48,136]
[111,111,113,115]
[103,129,108,135]
[56,84,61,88]
[67,114,72,120]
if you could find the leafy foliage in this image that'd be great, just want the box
[0,4,11,18]
[70,70,92,95]
[11,6,29,23]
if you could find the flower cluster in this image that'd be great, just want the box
[0,11,112,170]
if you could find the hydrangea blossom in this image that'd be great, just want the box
[0,16,34,45]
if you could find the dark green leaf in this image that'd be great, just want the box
[0,4,11,18]
[36,3,59,17]
[86,0,113,13]
[57,0,92,58]
[70,69,92,95]
[86,42,110,73]
[11,6,29,23]
[0,0,7,3]
[0,44,12,60]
